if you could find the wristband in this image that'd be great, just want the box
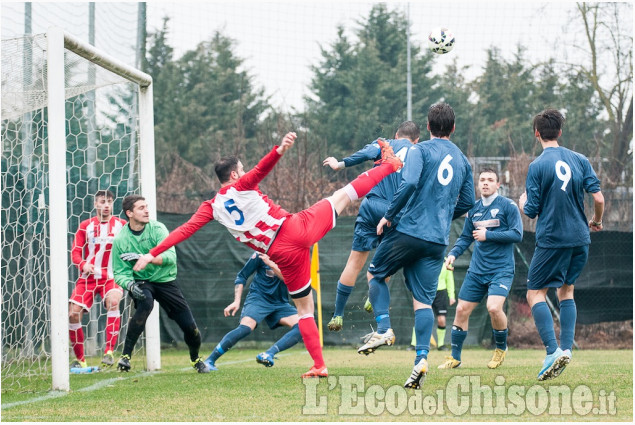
[591,219,602,226]
[337,161,345,170]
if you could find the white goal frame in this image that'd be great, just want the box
[47,27,160,391]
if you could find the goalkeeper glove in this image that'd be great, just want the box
[128,281,146,301]
[120,252,141,262]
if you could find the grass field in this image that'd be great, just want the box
[2,347,632,421]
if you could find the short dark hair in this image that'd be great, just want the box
[533,109,564,141]
[95,189,114,200]
[479,167,499,182]
[122,195,145,214]
[396,120,420,142]
[427,103,455,138]
[214,156,240,184]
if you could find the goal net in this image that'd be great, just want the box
[1,30,157,390]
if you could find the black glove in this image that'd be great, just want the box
[120,252,141,262]
[128,281,146,300]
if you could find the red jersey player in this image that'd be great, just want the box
[69,190,127,368]
[132,132,402,377]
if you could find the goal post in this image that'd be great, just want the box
[1,27,159,391]
[48,27,160,390]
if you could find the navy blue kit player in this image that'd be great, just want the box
[519,109,604,381]
[322,121,420,332]
[440,168,523,370]
[357,103,475,390]
[204,253,302,370]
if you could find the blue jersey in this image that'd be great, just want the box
[385,138,475,245]
[234,253,288,305]
[449,194,523,275]
[524,147,601,248]
[343,138,414,202]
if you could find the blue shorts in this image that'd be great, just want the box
[458,271,514,303]
[527,245,589,290]
[351,197,389,252]
[240,293,297,330]
[368,230,446,305]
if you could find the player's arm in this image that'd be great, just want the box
[71,221,93,275]
[112,237,134,291]
[382,147,422,226]
[484,201,524,243]
[521,164,541,218]
[259,253,284,281]
[324,139,383,170]
[446,212,475,267]
[225,254,258,316]
[583,160,604,231]
[224,283,244,317]
[150,222,177,267]
[236,132,296,190]
[589,191,604,231]
[453,161,476,220]
[133,202,214,271]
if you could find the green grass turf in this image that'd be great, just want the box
[1,347,632,421]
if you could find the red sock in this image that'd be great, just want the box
[298,316,325,368]
[69,323,85,362]
[105,311,121,353]
[347,163,394,199]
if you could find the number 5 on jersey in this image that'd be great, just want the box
[224,199,245,225]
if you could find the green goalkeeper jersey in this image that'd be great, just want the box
[112,220,177,290]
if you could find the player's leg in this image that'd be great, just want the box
[155,281,210,373]
[258,314,302,367]
[558,245,587,357]
[118,283,155,371]
[68,278,93,368]
[328,141,402,215]
[403,245,444,389]
[436,300,476,369]
[207,316,257,370]
[433,291,449,350]
[292,292,328,377]
[329,249,370,331]
[486,295,508,369]
[527,247,571,380]
[102,283,123,366]
[68,302,86,368]
[436,314,447,349]
[485,272,514,369]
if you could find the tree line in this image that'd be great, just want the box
[145,3,632,215]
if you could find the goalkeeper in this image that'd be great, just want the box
[112,195,210,373]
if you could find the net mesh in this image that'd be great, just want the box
[2,33,143,389]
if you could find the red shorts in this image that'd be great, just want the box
[69,277,123,311]
[268,199,336,296]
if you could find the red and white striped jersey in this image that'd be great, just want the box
[150,146,290,257]
[71,216,127,280]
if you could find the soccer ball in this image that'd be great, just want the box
[428,27,455,54]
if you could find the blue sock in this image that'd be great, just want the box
[493,328,508,350]
[451,326,468,361]
[333,282,354,317]
[266,324,302,356]
[206,324,251,364]
[368,277,391,333]
[559,299,577,351]
[531,302,558,355]
[414,308,434,364]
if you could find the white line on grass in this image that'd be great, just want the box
[179,350,307,371]
[1,371,157,410]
